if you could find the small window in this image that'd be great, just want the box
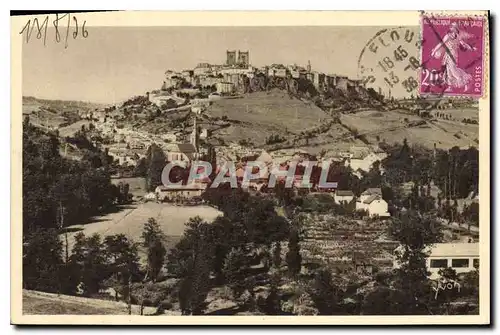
[430,259,448,268]
[452,259,470,268]
[473,259,479,268]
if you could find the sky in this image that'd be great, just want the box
[22,26,418,104]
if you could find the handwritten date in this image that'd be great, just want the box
[19,14,88,48]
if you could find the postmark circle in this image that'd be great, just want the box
[357,27,422,99]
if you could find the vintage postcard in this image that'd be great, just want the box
[11,10,490,325]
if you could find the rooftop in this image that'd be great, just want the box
[166,143,197,154]
[256,150,273,164]
[336,190,354,197]
[361,188,382,196]
[363,194,382,204]
[427,243,480,257]
[156,183,207,191]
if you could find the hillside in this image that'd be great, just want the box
[205,90,355,149]
[22,93,479,153]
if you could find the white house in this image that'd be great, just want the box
[356,188,390,217]
[155,183,207,202]
[346,152,383,173]
[394,243,479,279]
[149,92,183,107]
[334,190,355,205]
[343,146,387,174]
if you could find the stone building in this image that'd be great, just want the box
[226,50,250,66]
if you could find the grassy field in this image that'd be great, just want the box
[340,109,422,135]
[57,120,93,138]
[207,90,329,146]
[65,203,222,258]
[340,109,479,149]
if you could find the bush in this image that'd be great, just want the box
[157,300,173,312]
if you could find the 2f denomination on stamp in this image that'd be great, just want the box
[420,14,486,98]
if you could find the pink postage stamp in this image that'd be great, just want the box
[420,14,486,97]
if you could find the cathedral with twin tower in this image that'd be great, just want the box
[226,50,250,66]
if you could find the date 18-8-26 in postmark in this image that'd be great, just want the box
[420,14,486,98]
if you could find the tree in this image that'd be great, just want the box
[116,182,131,204]
[147,239,167,282]
[141,218,164,248]
[130,282,167,315]
[463,202,479,226]
[223,247,249,299]
[308,268,341,315]
[23,121,118,234]
[362,286,408,315]
[145,144,166,191]
[272,242,282,269]
[23,228,65,293]
[103,234,140,300]
[286,226,302,277]
[69,232,109,296]
[141,218,166,282]
[390,211,443,314]
[134,157,147,177]
[438,267,458,282]
[362,160,382,189]
[173,217,213,315]
[264,274,282,315]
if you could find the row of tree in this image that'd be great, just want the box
[382,139,479,199]
[23,217,168,314]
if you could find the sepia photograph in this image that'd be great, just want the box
[11,10,490,325]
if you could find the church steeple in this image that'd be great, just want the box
[190,111,199,153]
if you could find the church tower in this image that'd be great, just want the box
[190,112,199,153]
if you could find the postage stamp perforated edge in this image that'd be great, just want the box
[418,11,489,100]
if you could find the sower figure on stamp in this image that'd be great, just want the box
[430,22,477,92]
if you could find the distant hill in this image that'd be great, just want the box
[22,96,109,131]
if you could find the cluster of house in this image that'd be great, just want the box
[149,141,392,218]
[214,145,387,177]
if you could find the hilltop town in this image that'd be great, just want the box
[22,49,480,316]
